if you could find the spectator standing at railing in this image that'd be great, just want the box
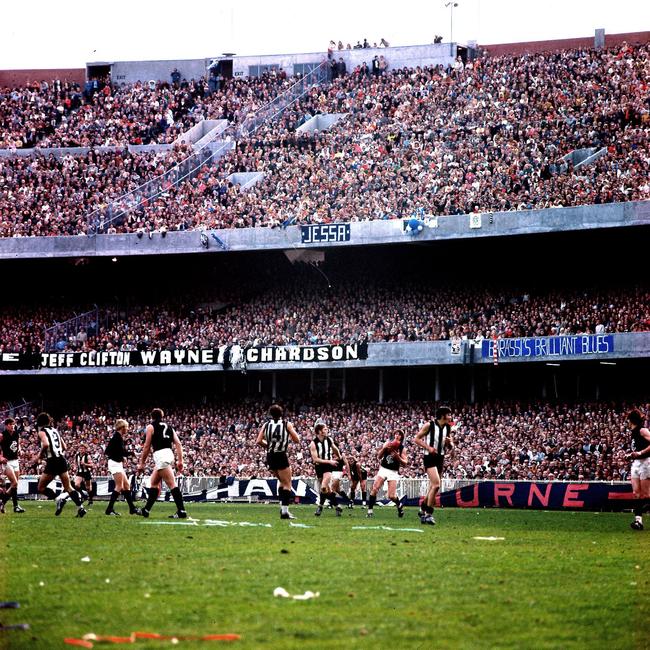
[171,68,181,87]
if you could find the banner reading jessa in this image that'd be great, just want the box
[0,343,369,370]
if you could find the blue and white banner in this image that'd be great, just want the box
[482,334,614,359]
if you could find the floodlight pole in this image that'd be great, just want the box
[445,1,459,44]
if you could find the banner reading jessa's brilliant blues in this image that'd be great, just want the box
[482,334,614,359]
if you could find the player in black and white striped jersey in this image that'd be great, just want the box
[30,413,86,518]
[414,406,455,526]
[310,422,343,517]
[256,404,300,520]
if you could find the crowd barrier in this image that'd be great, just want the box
[15,477,635,511]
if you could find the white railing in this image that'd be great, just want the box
[87,62,329,234]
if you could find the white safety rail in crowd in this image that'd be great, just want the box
[86,62,330,235]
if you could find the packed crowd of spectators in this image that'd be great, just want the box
[0,145,194,237]
[0,42,649,237]
[9,399,646,482]
[328,38,391,52]
[0,71,295,150]
[1,269,648,353]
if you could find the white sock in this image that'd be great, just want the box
[57,492,69,502]
[281,505,288,515]
[635,515,643,522]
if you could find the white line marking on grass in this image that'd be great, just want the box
[140,521,199,526]
[140,519,273,528]
[204,519,272,528]
[351,525,423,533]
[289,522,314,528]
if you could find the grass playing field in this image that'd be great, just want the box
[1,502,648,650]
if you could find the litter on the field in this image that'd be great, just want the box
[292,591,319,601]
[38,581,45,587]
[80,556,91,562]
[472,536,505,541]
[0,623,29,631]
[67,631,242,646]
[0,601,20,609]
[273,587,320,600]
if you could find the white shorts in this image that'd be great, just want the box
[4,460,19,473]
[108,460,125,476]
[377,466,400,482]
[631,458,650,480]
[153,448,174,471]
[331,471,343,481]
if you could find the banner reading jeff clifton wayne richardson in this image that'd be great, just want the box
[0,343,369,370]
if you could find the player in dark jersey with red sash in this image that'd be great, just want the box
[414,406,454,526]
[348,447,368,508]
[137,408,187,519]
[366,430,407,518]
[0,418,25,513]
[31,413,86,518]
[256,404,300,520]
[626,409,650,531]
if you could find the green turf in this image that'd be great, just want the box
[1,502,648,650]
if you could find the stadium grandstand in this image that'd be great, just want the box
[1,24,649,648]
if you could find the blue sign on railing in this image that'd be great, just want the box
[301,223,350,244]
[481,334,614,359]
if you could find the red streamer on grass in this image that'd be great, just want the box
[67,631,243,644]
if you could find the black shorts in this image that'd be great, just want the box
[44,456,69,477]
[424,454,444,473]
[315,465,332,480]
[351,469,368,482]
[266,452,289,471]
[76,471,92,482]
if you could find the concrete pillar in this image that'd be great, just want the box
[379,369,384,404]
[406,369,411,402]
[272,371,277,399]
[595,28,605,50]
[470,369,475,404]
[342,370,347,400]
[435,367,441,401]
[310,370,314,393]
